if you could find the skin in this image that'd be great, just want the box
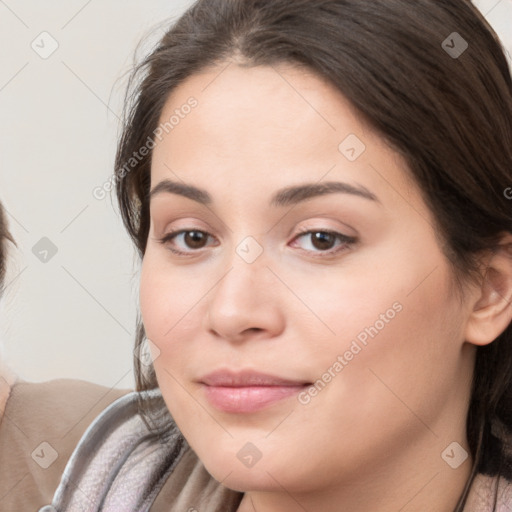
[139,62,512,511]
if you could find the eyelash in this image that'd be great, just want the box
[157,228,357,258]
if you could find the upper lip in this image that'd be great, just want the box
[199,370,311,387]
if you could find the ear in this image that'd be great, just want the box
[464,233,512,346]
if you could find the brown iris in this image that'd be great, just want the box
[183,231,208,249]
[309,232,337,251]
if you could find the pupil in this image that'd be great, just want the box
[312,232,334,250]
[185,231,206,248]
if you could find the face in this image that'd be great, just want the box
[140,63,476,496]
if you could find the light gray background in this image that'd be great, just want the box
[0,0,511,389]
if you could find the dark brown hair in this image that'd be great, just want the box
[114,1,512,509]
[0,204,12,292]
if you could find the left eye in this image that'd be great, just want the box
[291,230,356,254]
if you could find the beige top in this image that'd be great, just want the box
[0,372,128,511]
[1,372,510,511]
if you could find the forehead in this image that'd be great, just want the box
[155,63,364,158]
[150,63,418,210]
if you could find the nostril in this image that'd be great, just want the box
[246,327,263,333]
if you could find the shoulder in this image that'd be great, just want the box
[0,377,130,512]
[4,377,129,430]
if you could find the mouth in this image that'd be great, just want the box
[198,370,312,413]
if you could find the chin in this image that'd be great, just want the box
[196,441,319,494]
[206,462,284,492]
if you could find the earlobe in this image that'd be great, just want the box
[464,237,512,346]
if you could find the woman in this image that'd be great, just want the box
[42,0,512,511]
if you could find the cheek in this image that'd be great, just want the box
[139,254,200,417]
[294,239,463,406]
[139,255,167,341]
[321,264,464,435]
[139,250,214,388]
[139,251,201,344]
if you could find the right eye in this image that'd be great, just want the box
[158,229,218,255]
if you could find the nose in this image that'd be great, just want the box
[205,255,285,343]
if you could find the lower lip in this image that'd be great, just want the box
[202,384,308,413]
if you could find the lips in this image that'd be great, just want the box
[198,370,311,413]
[200,370,311,387]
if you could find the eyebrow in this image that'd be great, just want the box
[149,179,379,207]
